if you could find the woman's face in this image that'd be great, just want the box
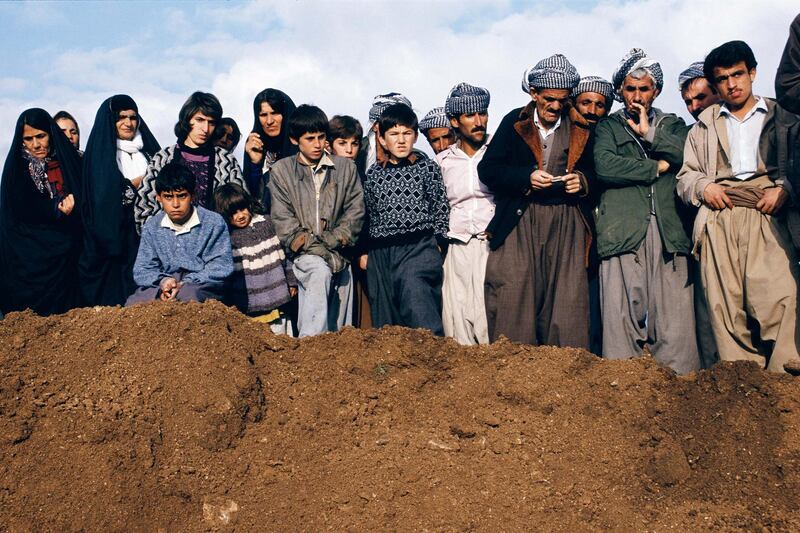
[116,109,139,141]
[22,124,50,160]
[258,101,283,138]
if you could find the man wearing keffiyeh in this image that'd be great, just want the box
[419,107,455,155]
[593,48,700,374]
[679,61,720,120]
[478,54,594,349]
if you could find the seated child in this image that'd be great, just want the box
[213,183,298,335]
[126,161,233,305]
[327,115,363,161]
[268,104,365,337]
[363,103,450,335]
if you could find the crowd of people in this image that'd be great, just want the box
[3,15,800,375]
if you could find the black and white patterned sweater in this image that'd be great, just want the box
[363,152,450,244]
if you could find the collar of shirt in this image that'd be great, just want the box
[297,152,335,174]
[719,96,768,122]
[533,109,562,138]
[160,207,200,235]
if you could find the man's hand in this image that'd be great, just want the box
[57,194,75,215]
[657,160,670,175]
[288,286,298,298]
[530,169,554,191]
[244,132,264,164]
[131,176,144,189]
[159,277,181,301]
[626,102,650,138]
[358,254,368,270]
[756,187,788,215]
[562,173,583,194]
[290,233,308,253]
[702,183,733,210]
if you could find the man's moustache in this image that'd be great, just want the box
[471,127,486,133]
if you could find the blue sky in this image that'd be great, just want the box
[1,0,797,159]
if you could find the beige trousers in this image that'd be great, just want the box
[443,236,490,345]
[701,206,799,371]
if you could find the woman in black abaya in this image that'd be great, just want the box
[79,95,160,306]
[0,108,82,315]
[242,88,297,210]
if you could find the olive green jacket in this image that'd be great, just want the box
[592,108,693,259]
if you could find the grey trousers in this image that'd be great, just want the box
[125,282,222,306]
[600,216,700,374]
[292,254,352,338]
[367,234,444,336]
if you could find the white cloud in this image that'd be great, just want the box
[0,0,797,163]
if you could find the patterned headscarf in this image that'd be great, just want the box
[611,48,664,102]
[521,54,581,93]
[571,76,615,105]
[368,92,413,121]
[445,82,490,116]
[678,61,705,90]
[419,107,449,133]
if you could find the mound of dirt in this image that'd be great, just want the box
[1,301,799,531]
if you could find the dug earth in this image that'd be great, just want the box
[1,302,798,531]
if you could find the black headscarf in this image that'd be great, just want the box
[242,89,298,197]
[81,94,160,255]
[0,108,82,315]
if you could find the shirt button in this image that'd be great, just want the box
[516,209,523,216]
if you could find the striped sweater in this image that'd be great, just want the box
[228,214,297,315]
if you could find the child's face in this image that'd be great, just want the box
[230,208,252,229]
[330,136,360,160]
[291,131,326,163]
[157,188,194,225]
[379,125,417,161]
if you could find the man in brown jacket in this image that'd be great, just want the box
[677,41,799,372]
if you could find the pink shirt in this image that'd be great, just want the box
[435,138,495,243]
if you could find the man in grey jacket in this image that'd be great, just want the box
[269,105,365,337]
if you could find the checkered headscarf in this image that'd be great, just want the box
[419,107,449,132]
[444,82,490,116]
[571,76,615,105]
[521,54,581,93]
[611,48,664,102]
[678,61,705,90]
[368,92,413,121]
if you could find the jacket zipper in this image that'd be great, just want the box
[622,114,667,243]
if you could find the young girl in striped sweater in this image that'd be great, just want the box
[214,183,297,335]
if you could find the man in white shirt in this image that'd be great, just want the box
[677,40,799,371]
[436,83,493,344]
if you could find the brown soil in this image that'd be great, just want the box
[1,301,799,532]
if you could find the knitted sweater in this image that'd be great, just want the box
[133,206,233,288]
[363,152,450,243]
[228,214,297,314]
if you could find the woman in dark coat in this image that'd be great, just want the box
[242,88,297,210]
[79,95,160,306]
[0,108,82,315]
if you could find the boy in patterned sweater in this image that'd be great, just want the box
[363,103,450,335]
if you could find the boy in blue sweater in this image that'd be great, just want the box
[363,103,450,335]
[126,162,233,305]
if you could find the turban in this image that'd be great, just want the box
[521,54,581,93]
[678,61,705,90]
[444,82,490,116]
[419,107,449,132]
[611,48,664,101]
[368,92,412,121]
[571,76,615,104]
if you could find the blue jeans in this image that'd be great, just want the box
[292,254,352,337]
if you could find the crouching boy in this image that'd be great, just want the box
[126,162,233,305]
[363,103,450,335]
[268,104,365,337]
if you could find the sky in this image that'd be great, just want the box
[0,0,797,161]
